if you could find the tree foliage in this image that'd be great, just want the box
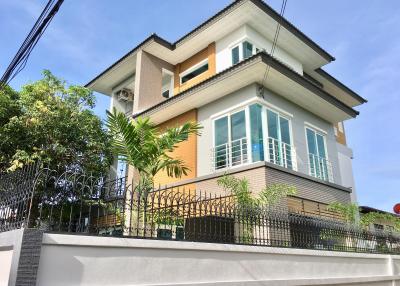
[217,174,297,208]
[0,70,113,174]
[327,202,359,224]
[328,202,400,232]
[106,108,202,192]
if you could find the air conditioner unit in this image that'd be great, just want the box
[115,88,134,102]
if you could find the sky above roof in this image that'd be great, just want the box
[1,0,399,212]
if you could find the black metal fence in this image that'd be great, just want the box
[1,165,400,254]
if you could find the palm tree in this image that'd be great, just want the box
[106,108,202,194]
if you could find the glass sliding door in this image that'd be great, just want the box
[267,110,293,168]
[249,104,264,162]
[214,117,229,169]
[214,110,248,169]
[230,110,247,166]
[306,128,330,181]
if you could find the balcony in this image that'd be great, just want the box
[211,136,297,171]
[211,137,336,183]
[308,153,334,183]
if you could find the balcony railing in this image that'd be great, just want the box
[308,153,334,183]
[267,137,297,171]
[212,137,296,171]
[212,137,248,170]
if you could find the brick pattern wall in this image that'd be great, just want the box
[15,229,43,286]
[193,163,350,206]
[264,167,350,204]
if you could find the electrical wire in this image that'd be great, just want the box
[261,0,287,88]
[0,0,64,89]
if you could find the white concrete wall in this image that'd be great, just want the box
[197,83,343,186]
[215,25,303,74]
[337,143,358,203]
[36,233,400,286]
[0,248,12,286]
[0,229,24,286]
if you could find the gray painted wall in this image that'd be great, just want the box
[197,83,347,188]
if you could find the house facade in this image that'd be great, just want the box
[86,0,366,218]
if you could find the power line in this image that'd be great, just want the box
[0,0,64,89]
[261,0,287,89]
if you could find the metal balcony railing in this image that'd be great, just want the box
[212,137,248,170]
[308,153,334,183]
[267,137,297,171]
[211,137,297,172]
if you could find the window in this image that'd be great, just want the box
[214,110,248,169]
[161,69,174,98]
[267,110,292,169]
[374,224,384,232]
[231,40,259,65]
[249,104,264,162]
[242,41,253,59]
[232,46,240,65]
[180,61,209,84]
[306,127,330,181]
[213,103,294,171]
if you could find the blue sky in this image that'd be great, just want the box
[1,0,399,212]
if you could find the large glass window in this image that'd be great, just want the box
[213,104,294,171]
[214,110,248,169]
[267,110,293,169]
[250,104,264,162]
[306,128,330,181]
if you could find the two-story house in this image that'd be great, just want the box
[86,0,366,218]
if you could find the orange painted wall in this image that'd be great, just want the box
[174,42,216,94]
[335,123,347,145]
[153,109,198,187]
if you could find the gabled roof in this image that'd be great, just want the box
[85,0,335,91]
[133,52,359,124]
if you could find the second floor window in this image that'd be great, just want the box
[231,41,260,65]
[306,127,332,182]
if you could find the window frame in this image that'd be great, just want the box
[161,68,174,99]
[211,99,294,170]
[304,125,331,181]
[179,58,209,85]
[230,39,260,66]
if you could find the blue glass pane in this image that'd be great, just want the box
[230,111,246,141]
[267,110,278,139]
[215,117,228,146]
[280,117,290,144]
[243,41,253,59]
[250,104,264,162]
[232,46,240,65]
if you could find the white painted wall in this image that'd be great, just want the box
[215,25,303,74]
[36,233,400,286]
[0,229,24,286]
[337,142,358,203]
[197,83,344,186]
[0,249,12,286]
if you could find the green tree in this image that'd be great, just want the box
[106,108,202,194]
[217,174,297,208]
[0,70,112,174]
[327,202,359,224]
